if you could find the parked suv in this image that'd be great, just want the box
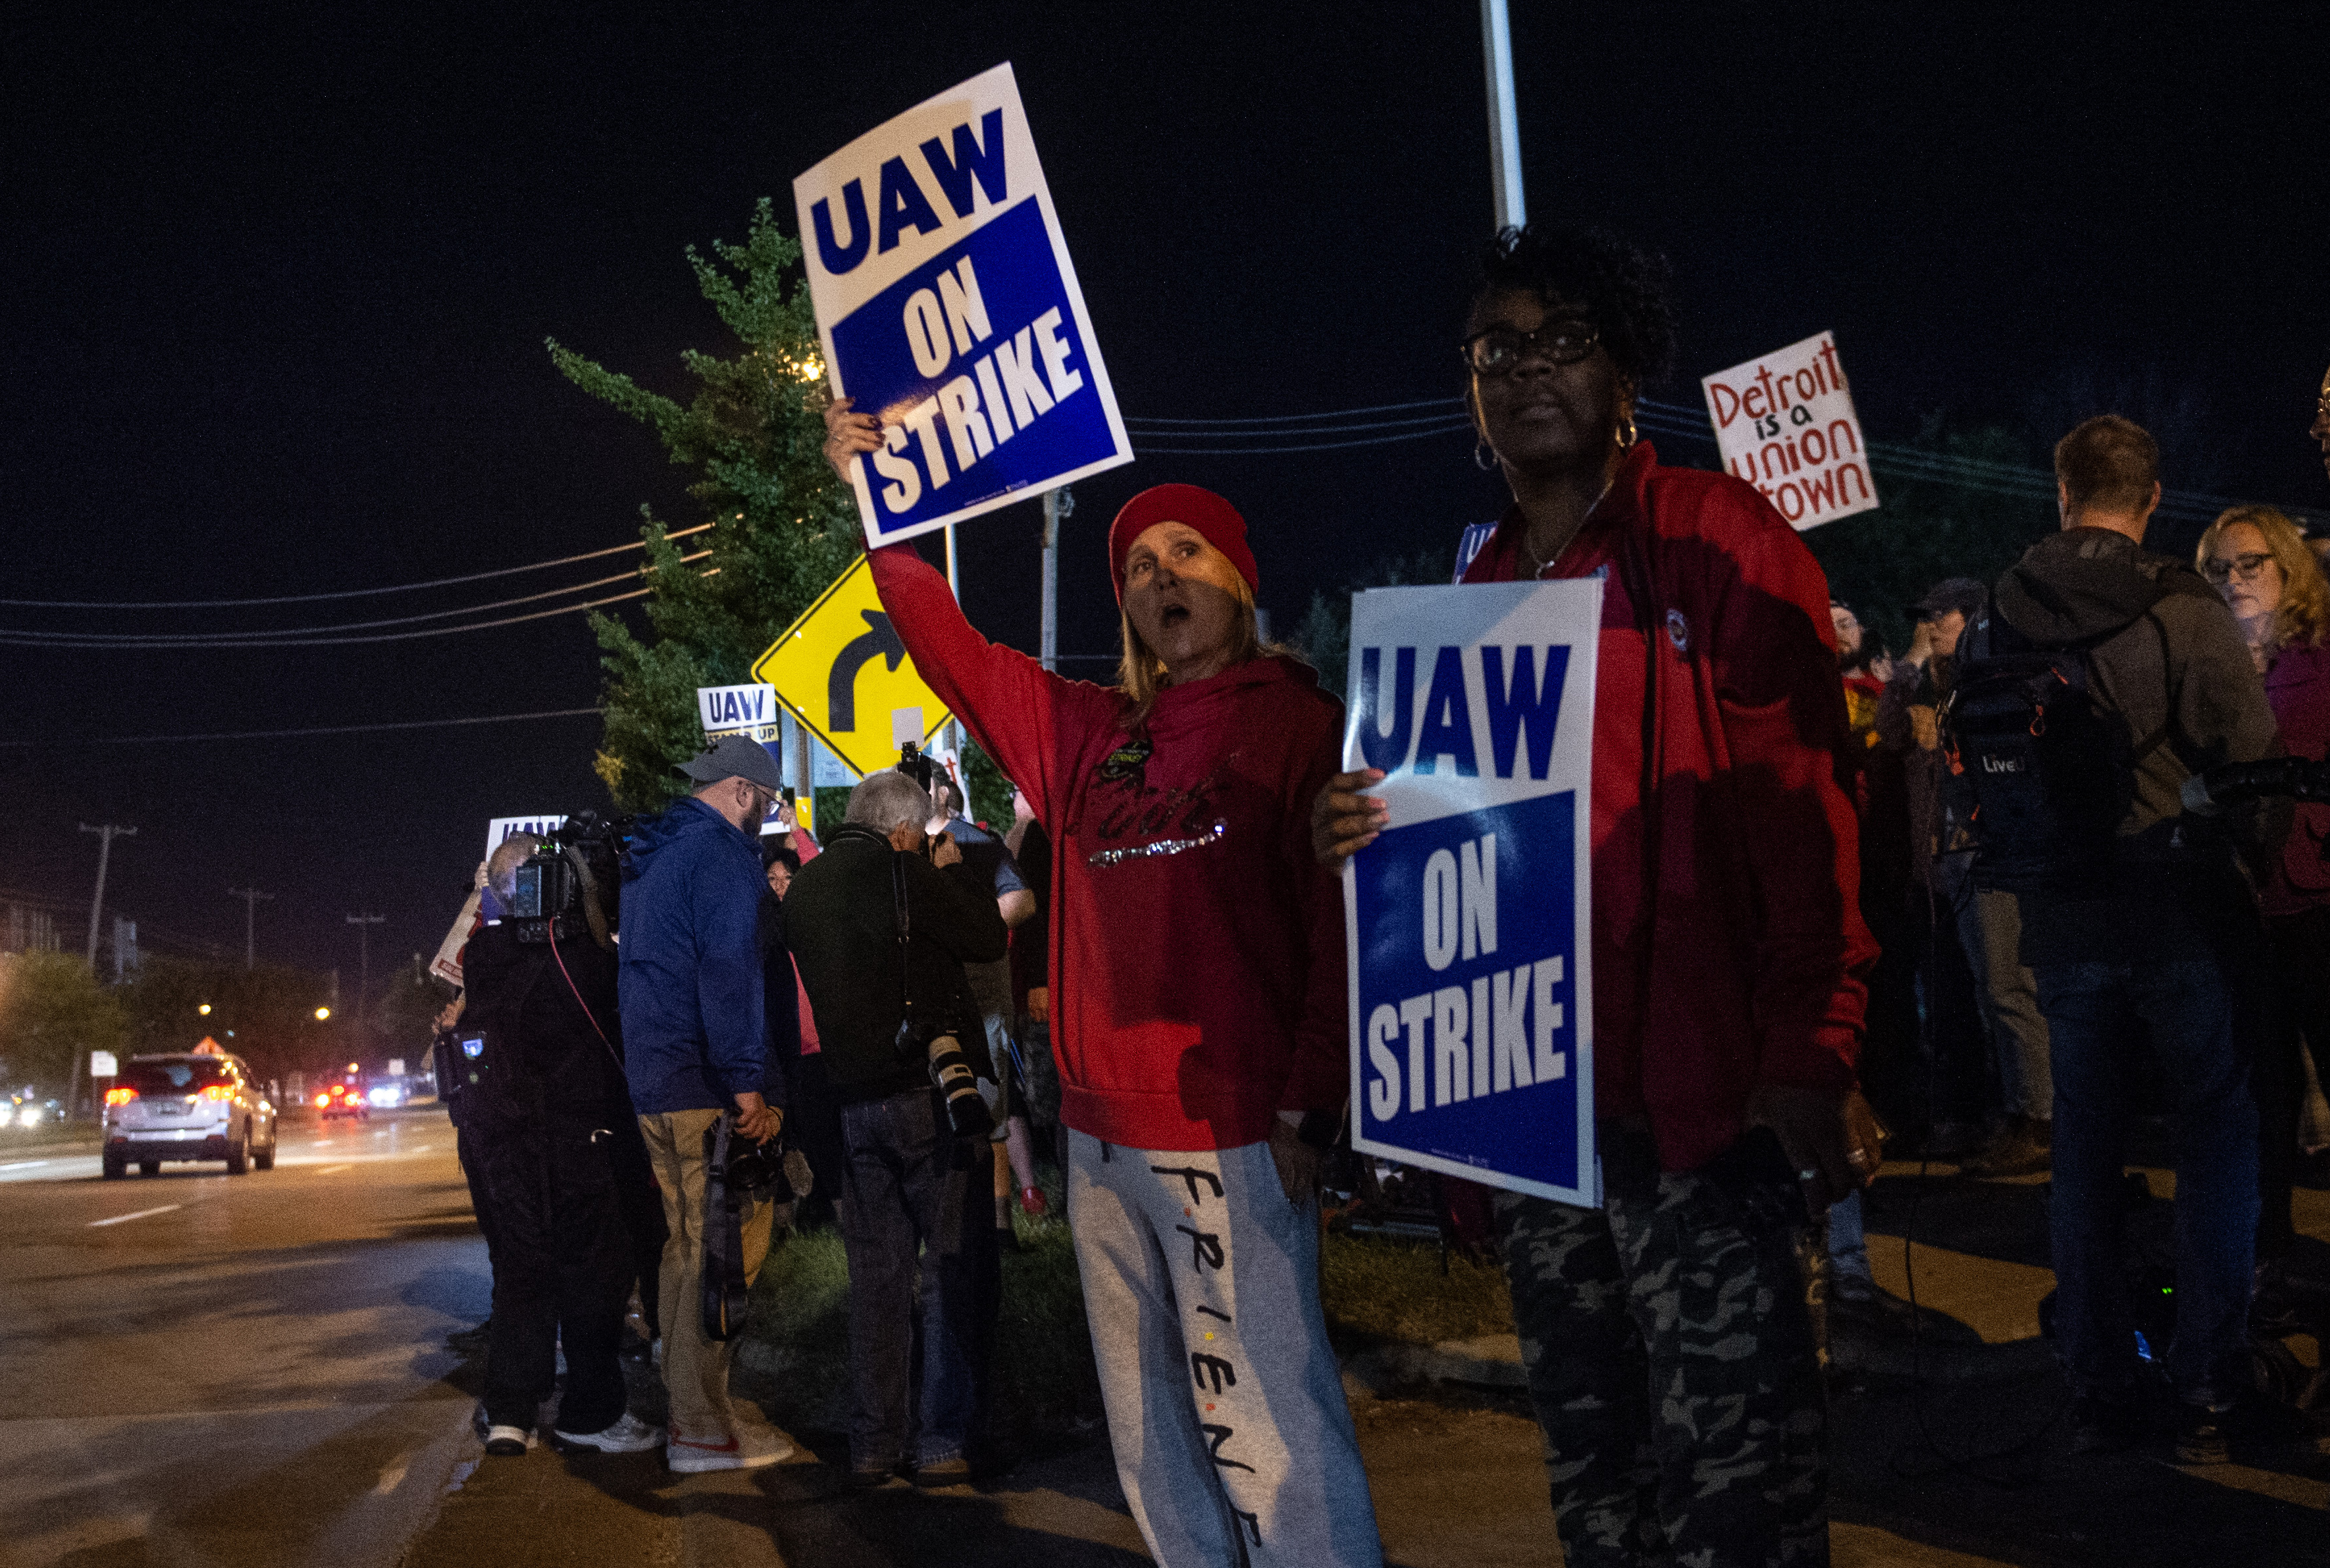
[103,1053,278,1178]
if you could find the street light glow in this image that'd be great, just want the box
[197,1003,212,1015]
[314,1006,331,1021]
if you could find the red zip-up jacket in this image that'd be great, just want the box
[869,544,1347,1151]
[1463,442,1875,1171]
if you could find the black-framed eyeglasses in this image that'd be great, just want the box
[1462,318,1599,376]
[2201,551,2273,584]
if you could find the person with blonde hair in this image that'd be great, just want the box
[2197,505,2330,1291]
[824,399,1380,1567]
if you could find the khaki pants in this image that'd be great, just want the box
[637,1109,773,1443]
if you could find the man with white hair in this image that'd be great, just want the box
[785,767,1008,1488]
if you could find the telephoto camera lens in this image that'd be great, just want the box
[925,1034,992,1137]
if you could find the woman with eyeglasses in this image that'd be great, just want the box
[2196,505,2330,1295]
[1314,226,1880,1567]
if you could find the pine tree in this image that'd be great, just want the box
[548,199,859,813]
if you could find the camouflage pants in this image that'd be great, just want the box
[1495,1124,1828,1568]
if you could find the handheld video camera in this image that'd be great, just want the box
[509,811,630,947]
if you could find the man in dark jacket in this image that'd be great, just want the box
[1980,416,2281,1464]
[784,768,1008,1488]
[619,735,790,1474]
[463,834,658,1457]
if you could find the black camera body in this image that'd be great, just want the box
[895,740,937,793]
[510,811,629,946]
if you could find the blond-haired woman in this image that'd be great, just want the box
[823,397,1382,1568]
[2196,505,2330,1278]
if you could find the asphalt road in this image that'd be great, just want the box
[0,1106,488,1568]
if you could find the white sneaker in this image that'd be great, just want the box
[734,1412,796,1469]
[556,1411,665,1454]
[666,1425,792,1473]
[483,1424,532,1457]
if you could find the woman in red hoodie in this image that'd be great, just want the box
[820,410,1381,1568]
[1317,226,1880,1568]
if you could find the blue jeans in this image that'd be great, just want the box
[835,1086,997,1469]
[2034,956,2258,1405]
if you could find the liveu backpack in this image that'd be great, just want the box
[1943,600,2136,896]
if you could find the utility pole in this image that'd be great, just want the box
[1480,0,1527,230]
[1041,486,1075,672]
[226,887,274,970]
[78,822,136,968]
[346,913,385,1030]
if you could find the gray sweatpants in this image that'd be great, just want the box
[1067,1130,1384,1568]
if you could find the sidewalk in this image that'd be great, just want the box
[398,1159,2329,1567]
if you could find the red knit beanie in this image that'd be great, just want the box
[1106,484,1260,603]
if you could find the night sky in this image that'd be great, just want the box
[7,4,2327,995]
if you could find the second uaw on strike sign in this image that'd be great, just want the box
[1341,580,1601,1204]
[752,557,951,779]
[794,63,1133,547]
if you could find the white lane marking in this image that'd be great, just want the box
[0,1159,50,1170]
[89,1204,182,1228]
[373,1450,415,1494]
[317,1163,354,1175]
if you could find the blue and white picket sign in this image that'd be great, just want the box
[794,63,1132,547]
[698,683,787,833]
[1341,580,1601,1203]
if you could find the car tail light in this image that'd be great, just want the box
[315,1093,331,1107]
[201,1084,234,1101]
[105,1087,138,1106]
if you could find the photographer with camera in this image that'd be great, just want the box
[783,766,1008,1488]
[619,736,792,1474]
[923,777,1046,1243]
[461,833,661,1457]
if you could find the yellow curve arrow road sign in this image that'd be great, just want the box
[751,554,952,778]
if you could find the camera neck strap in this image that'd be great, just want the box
[891,847,913,1021]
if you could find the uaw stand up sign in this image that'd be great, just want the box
[794,63,1132,545]
[1342,581,1601,1203]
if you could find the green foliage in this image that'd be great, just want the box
[371,955,455,1064]
[737,1188,1102,1435]
[1805,423,2056,658]
[118,957,340,1080]
[1290,549,1457,701]
[549,199,862,813]
[959,735,1014,828]
[1320,1232,1514,1346]
[0,952,125,1092]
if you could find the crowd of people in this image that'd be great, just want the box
[423,220,2330,1568]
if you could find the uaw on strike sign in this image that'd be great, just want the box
[1342,581,1600,1203]
[795,63,1132,546]
[1701,330,1878,530]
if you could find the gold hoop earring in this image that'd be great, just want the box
[1474,437,1498,472]
[1617,405,1638,450]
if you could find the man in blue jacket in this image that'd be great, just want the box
[621,735,789,1474]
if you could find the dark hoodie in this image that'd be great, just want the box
[617,797,771,1115]
[1990,526,2281,962]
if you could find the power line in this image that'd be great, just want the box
[0,552,708,647]
[1131,419,1475,457]
[0,705,604,747]
[0,585,653,650]
[0,523,712,611]
[1123,396,1462,427]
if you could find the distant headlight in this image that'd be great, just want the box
[16,1105,41,1127]
[367,1086,401,1107]
[0,1105,14,1127]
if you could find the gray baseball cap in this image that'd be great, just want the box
[678,734,787,793]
